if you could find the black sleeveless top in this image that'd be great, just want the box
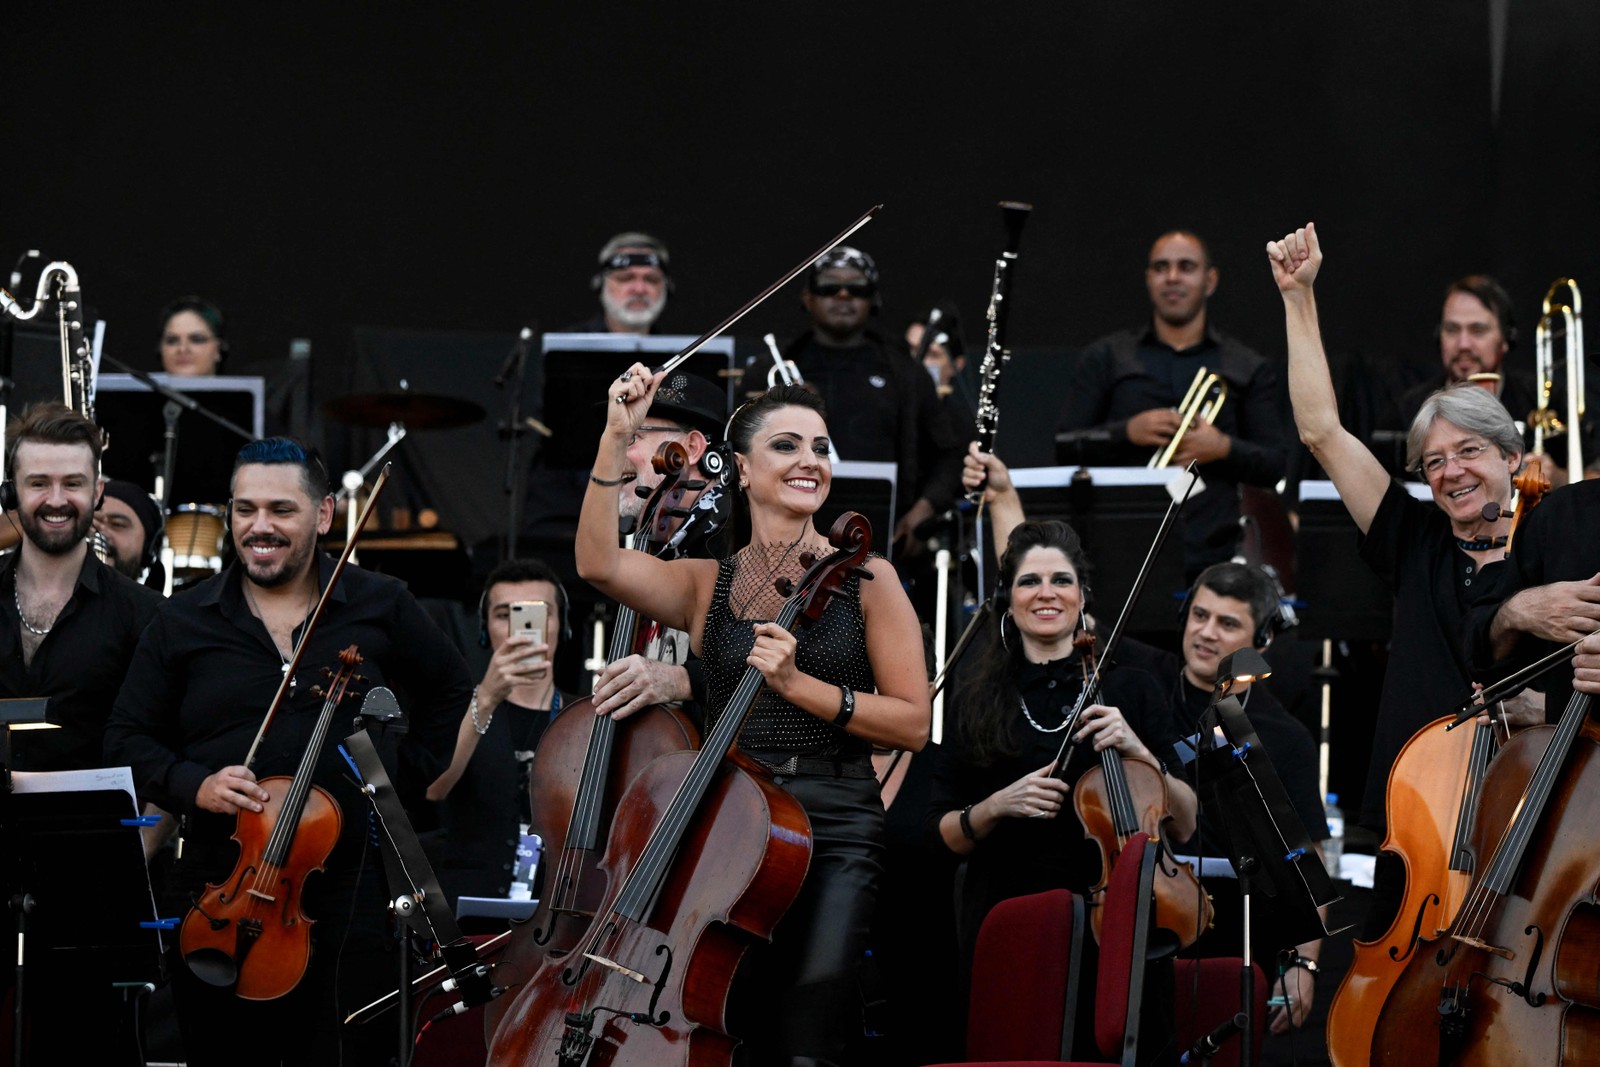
[700,553,875,758]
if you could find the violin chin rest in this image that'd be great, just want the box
[184,948,239,989]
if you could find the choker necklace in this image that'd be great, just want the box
[1456,535,1507,552]
[1019,695,1071,734]
[14,585,51,637]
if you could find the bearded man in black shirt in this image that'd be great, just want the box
[105,437,472,1067]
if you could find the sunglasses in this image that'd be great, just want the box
[810,282,876,300]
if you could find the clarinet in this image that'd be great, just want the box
[967,200,1032,503]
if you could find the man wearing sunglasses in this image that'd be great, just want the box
[741,246,964,559]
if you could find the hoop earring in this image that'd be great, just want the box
[999,610,1014,652]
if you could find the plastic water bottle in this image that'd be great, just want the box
[1323,793,1345,880]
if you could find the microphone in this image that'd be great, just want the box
[910,307,944,362]
[495,327,534,388]
[1180,1011,1249,1064]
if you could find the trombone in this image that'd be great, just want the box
[1149,367,1226,468]
[1531,277,1585,474]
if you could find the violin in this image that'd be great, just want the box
[486,512,873,1067]
[180,645,366,999]
[1069,632,1213,951]
[479,442,703,1039]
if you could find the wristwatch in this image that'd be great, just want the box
[1286,954,1320,975]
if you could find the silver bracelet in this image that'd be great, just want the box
[468,687,491,735]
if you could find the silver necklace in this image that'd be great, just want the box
[1019,695,1071,734]
[242,581,315,691]
[14,585,52,637]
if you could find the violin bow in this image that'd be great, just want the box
[1052,463,1202,771]
[242,463,393,769]
[620,204,882,382]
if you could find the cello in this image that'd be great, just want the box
[486,512,872,1067]
[1326,456,1550,1065]
[480,441,705,1037]
[1370,682,1600,1065]
[178,465,392,997]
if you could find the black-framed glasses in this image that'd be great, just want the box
[809,282,876,300]
[627,425,687,446]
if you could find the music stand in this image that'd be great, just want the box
[537,334,736,469]
[4,766,162,1067]
[95,373,265,504]
[816,461,897,563]
[1011,467,1189,634]
[1293,480,1429,642]
[1191,672,1343,1067]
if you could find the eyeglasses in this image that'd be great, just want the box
[1419,442,1492,476]
[163,332,216,347]
[810,282,876,300]
[627,425,687,446]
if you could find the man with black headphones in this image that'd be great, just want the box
[565,231,671,334]
[0,402,162,772]
[425,557,571,903]
[95,478,165,586]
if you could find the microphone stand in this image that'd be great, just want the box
[497,327,534,561]
[157,401,180,511]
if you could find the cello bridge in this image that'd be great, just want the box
[583,952,648,984]
[1451,934,1513,960]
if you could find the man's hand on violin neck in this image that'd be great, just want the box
[197,765,269,814]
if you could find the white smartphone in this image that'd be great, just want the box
[509,600,549,667]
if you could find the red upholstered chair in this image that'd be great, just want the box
[964,888,1088,1061]
[1172,957,1268,1067]
[924,831,1160,1067]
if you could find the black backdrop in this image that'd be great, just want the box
[3,1,1598,511]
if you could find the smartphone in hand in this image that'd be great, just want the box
[509,601,549,668]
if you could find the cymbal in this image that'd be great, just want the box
[322,392,486,430]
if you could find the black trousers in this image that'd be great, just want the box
[730,773,884,1067]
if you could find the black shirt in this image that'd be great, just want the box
[1056,324,1289,573]
[103,555,473,882]
[0,549,162,771]
[1467,479,1600,717]
[1356,479,1503,830]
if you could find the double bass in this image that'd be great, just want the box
[481,442,705,1036]
[487,513,872,1066]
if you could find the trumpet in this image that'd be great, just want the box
[1149,368,1226,468]
[762,333,839,462]
[1531,277,1585,474]
[763,332,801,388]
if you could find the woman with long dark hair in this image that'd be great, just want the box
[576,365,928,1066]
[930,519,1197,969]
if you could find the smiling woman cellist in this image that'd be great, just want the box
[534,369,929,1065]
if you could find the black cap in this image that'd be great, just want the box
[649,372,726,439]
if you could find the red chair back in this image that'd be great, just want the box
[1094,832,1157,1063]
[1173,957,1269,1067]
[965,888,1083,1061]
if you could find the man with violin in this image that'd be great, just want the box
[105,437,473,1067]
[1057,230,1289,577]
